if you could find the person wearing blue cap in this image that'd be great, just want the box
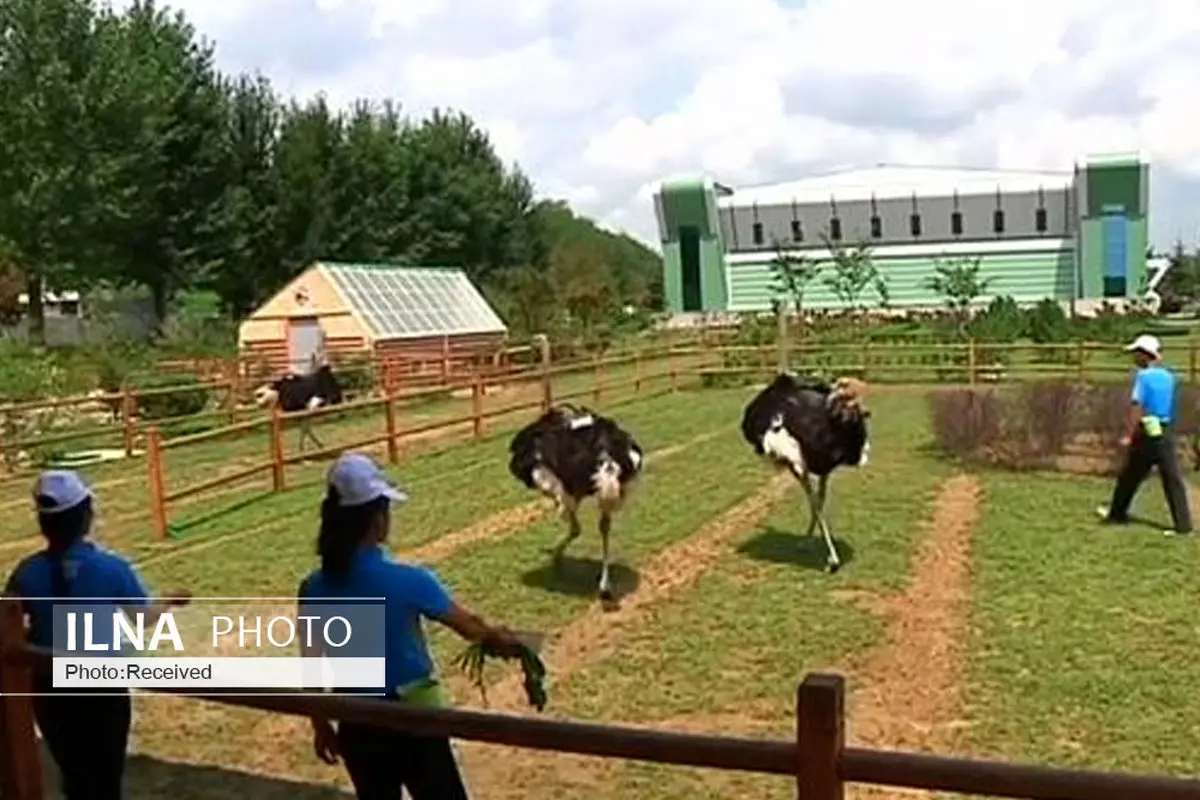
[2,470,191,800]
[298,452,529,800]
[1097,334,1193,536]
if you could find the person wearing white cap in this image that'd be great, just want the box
[2,470,191,800]
[297,452,530,799]
[1096,334,1193,536]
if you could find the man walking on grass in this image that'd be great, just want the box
[1097,333,1193,536]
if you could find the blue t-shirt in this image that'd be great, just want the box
[1132,364,1177,423]
[298,546,454,696]
[4,540,150,649]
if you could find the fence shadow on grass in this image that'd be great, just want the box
[521,555,640,602]
[38,743,351,799]
[736,526,857,572]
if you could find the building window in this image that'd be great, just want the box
[951,211,963,235]
[752,222,763,245]
[870,215,882,238]
[829,217,842,241]
[910,213,922,237]
[992,209,1005,234]
[1035,207,1048,233]
[791,219,803,242]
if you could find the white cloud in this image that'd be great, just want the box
[140,0,1200,247]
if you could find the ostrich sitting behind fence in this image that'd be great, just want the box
[508,404,644,603]
[741,373,871,572]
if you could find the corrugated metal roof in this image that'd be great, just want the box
[319,262,507,340]
[717,164,1075,207]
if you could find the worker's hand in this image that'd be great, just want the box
[162,589,192,606]
[1119,435,1132,448]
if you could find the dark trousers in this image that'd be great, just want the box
[32,681,131,800]
[337,720,470,800]
[1108,427,1194,532]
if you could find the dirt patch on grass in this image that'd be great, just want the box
[846,473,982,800]
[456,473,794,797]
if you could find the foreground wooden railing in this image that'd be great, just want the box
[0,606,1197,799]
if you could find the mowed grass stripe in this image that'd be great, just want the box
[452,392,953,800]
[965,470,1200,777]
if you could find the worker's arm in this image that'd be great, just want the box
[411,568,526,656]
[1123,372,1148,446]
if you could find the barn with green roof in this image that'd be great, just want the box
[238,261,508,375]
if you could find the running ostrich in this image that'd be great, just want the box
[741,373,871,573]
[508,404,644,602]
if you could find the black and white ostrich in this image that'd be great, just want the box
[508,404,644,602]
[253,365,345,453]
[741,373,871,573]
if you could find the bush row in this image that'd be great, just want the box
[927,379,1200,475]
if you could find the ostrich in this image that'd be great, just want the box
[741,373,871,572]
[508,404,644,602]
[253,365,344,453]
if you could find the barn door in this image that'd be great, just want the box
[287,317,325,375]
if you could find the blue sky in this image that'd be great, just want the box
[138,0,1200,252]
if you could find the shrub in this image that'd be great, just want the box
[928,379,1200,475]
[132,373,211,420]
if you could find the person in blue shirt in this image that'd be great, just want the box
[298,452,529,800]
[1097,334,1193,535]
[2,470,190,800]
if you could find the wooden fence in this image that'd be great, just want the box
[0,603,1198,799]
[142,344,692,539]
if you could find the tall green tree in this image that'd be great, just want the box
[396,109,538,282]
[204,73,283,319]
[821,237,889,313]
[99,0,231,332]
[0,0,128,342]
[925,255,993,334]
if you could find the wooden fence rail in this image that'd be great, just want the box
[0,610,1198,799]
[142,348,687,540]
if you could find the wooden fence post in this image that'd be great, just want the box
[1189,337,1197,384]
[0,600,42,800]
[796,673,845,800]
[861,340,871,382]
[146,427,168,541]
[227,365,241,425]
[121,385,136,457]
[1076,339,1085,381]
[471,373,484,440]
[384,394,399,464]
[536,334,552,412]
[270,407,285,492]
[633,346,642,394]
[967,339,977,386]
[778,311,790,373]
[592,354,603,406]
[668,348,678,392]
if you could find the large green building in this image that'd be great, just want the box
[652,155,1151,314]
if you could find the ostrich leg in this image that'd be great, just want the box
[550,498,581,566]
[597,510,614,602]
[792,468,840,572]
[803,474,828,538]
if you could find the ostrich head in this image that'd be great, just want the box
[826,377,871,467]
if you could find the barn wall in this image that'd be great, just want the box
[240,335,369,381]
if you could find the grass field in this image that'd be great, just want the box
[14,374,1200,799]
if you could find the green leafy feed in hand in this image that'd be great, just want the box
[453,641,547,712]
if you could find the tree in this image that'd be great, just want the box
[549,241,617,335]
[98,0,232,333]
[769,239,820,315]
[204,72,283,319]
[1157,240,1200,314]
[925,255,993,334]
[394,109,538,284]
[821,237,889,313]
[0,0,131,343]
